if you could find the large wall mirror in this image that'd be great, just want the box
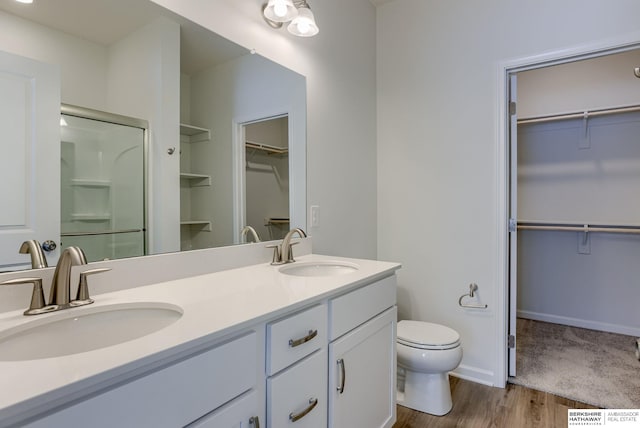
[0,0,306,270]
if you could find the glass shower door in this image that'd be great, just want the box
[60,108,146,262]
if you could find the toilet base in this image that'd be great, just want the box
[397,369,453,416]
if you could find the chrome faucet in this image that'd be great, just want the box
[19,240,48,269]
[241,225,261,243]
[49,246,87,307]
[269,228,307,265]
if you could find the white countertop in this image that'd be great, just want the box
[0,254,399,424]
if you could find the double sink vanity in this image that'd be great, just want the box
[0,239,400,428]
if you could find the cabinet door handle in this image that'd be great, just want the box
[288,329,318,348]
[249,416,260,428]
[336,358,346,394]
[289,397,318,422]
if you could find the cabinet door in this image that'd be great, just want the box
[187,390,261,428]
[329,307,396,428]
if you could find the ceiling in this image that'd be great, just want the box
[0,0,247,74]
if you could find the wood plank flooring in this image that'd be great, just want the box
[393,377,597,428]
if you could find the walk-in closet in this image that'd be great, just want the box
[509,49,640,408]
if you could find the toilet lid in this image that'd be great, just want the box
[397,320,460,350]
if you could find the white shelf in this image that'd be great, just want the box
[180,124,211,143]
[180,173,211,187]
[70,179,111,187]
[180,220,212,231]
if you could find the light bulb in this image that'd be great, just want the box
[274,1,287,18]
[297,21,310,35]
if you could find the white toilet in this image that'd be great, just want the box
[396,320,463,416]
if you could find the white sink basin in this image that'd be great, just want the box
[0,302,182,361]
[279,261,359,277]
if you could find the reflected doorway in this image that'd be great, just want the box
[243,116,290,242]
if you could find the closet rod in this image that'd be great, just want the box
[517,222,640,235]
[517,104,640,125]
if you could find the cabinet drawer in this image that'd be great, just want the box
[27,331,258,428]
[329,275,396,340]
[267,304,327,375]
[267,349,328,428]
[186,389,259,428]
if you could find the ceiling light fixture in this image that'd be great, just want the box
[263,0,319,37]
[14,0,34,3]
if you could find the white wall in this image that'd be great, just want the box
[518,49,640,118]
[0,11,107,109]
[376,0,640,386]
[150,0,379,259]
[107,17,181,255]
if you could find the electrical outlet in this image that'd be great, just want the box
[310,205,319,227]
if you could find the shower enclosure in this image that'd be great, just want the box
[60,105,147,262]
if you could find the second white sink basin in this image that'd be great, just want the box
[0,302,183,361]
[279,261,359,277]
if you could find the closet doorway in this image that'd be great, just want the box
[238,115,290,243]
[507,47,640,407]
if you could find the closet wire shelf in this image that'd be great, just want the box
[517,103,640,125]
[516,221,640,235]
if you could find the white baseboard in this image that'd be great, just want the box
[518,310,640,337]
[450,364,497,387]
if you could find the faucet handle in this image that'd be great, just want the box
[0,277,55,315]
[266,244,282,265]
[284,241,300,263]
[73,268,111,306]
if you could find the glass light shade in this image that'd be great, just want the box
[264,0,298,23]
[287,7,319,37]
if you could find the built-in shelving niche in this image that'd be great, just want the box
[180,123,213,250]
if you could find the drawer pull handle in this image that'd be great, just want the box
[289,397,318,422]
[337,358,346,394]
[289,329,318,348]
[249,416,260,428]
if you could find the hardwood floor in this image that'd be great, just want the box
[393,377,597,428]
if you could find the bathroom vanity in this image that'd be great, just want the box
[0,253,399,428]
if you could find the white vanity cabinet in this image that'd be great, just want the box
[4,265,400,428]
[328,275,397,428]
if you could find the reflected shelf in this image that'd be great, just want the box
[180,173,211,187]
[70,179,111,187]
[180,124,211,143]
[180,220,212,231]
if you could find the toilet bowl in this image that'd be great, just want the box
[396,320,463,416]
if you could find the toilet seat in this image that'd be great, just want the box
[397,320,460,350]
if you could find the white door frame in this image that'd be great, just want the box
[496,34,640,386]
[232,106,306,245]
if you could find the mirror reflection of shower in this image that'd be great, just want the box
[60,105,147,262]
[244,116,290,241]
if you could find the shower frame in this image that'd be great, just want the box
[60,103,149,257]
